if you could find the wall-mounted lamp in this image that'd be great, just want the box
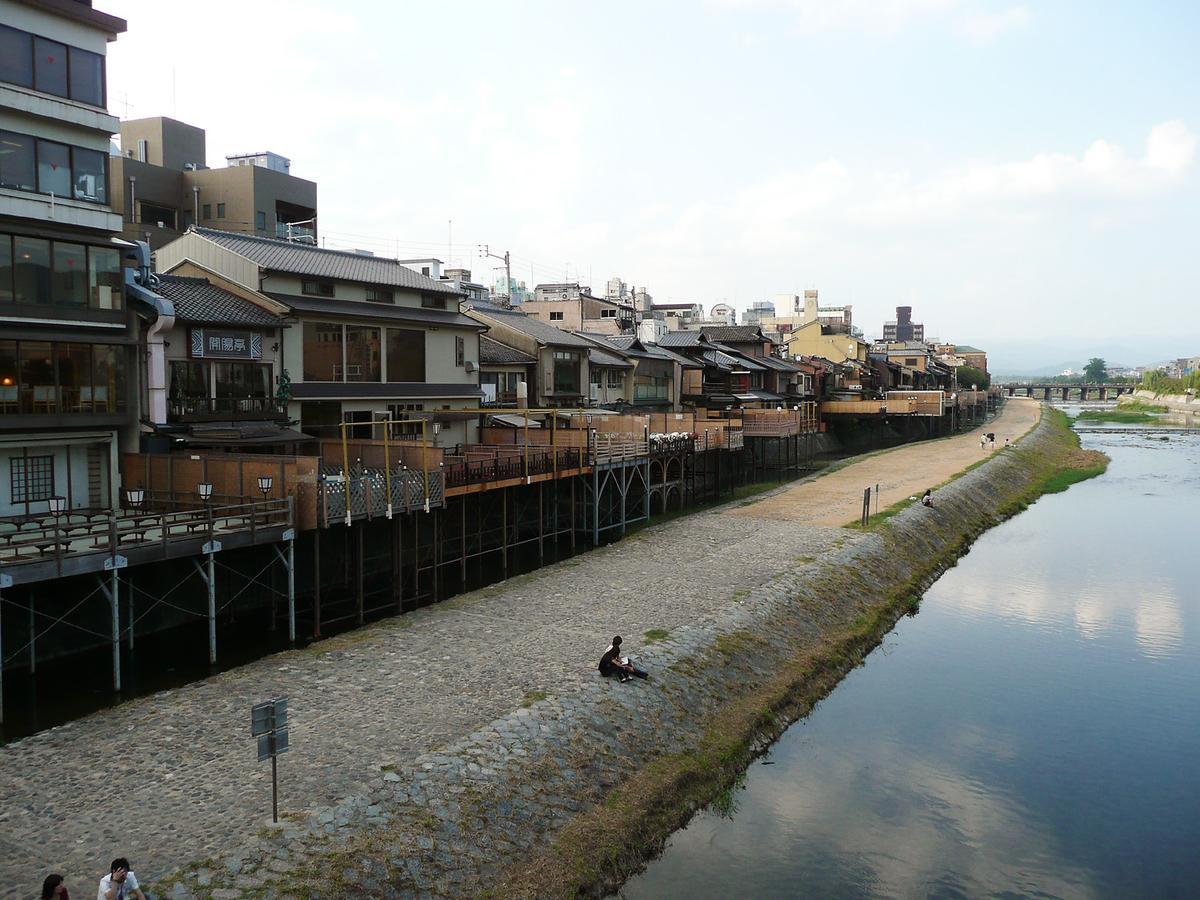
[197,481,214,502]
[271,342,280,353]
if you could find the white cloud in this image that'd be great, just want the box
[713,0,1029,39]
[959,5,1030,42]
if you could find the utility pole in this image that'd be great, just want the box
[479,244,512,306]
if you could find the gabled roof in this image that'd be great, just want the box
[703,325,769,344]
[954,345,985,353]
[466,305,596,349]
[190,227,461,294]
[657,330,707,348]
[155,275,283,327]
[479,335,537,365]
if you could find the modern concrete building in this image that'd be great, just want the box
[741,300,775,327]
[882,306,924,342]
[108,116,318,249]
[651,301,703,331]
[762,290,854,337]
[785,319,870,365]
[0,0,132,517]
[156,228,485,446]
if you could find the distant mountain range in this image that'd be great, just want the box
[986,333,1200,378]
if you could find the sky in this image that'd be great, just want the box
[101,1,1200,371]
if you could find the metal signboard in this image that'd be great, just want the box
[190,328,263,360]
[250,695,290,822]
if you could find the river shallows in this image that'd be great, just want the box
[622,428,1200,899]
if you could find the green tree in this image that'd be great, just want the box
[1083,358,1108,383]
[956,365,990,390]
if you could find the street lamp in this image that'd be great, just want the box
[48,495,67,517]
[197,482,214,503]
[125,487,145,513]
[257,474,273,498]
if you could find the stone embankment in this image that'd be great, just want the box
[1125,389,1199,418]
[2,401,1097,899]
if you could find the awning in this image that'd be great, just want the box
[488,413,543,428]
[180,425,312,447]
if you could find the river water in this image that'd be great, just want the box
[621,425,1200,899]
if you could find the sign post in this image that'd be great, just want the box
[250,697,289,822]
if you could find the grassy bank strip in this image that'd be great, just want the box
[493,408,1108,900]
[1075,409,1162,424]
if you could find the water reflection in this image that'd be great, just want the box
[622,430,1200,899]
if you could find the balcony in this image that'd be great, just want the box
[275,221,315,241]
[168,396,290,423]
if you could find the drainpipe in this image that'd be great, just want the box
[192,186,200,226]
[123,241,174,426]
[128,176,137,223]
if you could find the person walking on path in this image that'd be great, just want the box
[98,859,145,900]
[41,874,69,900]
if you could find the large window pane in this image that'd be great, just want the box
[37,140,70,196]
[19,342,55,414]
[215,363,269,399]
[0,131,36,191]
[53,242,86,306]
[0,236,12,304]
[0,26,33,89]
[68,46,104,106]
[302,322,342,382]
[386,328,425,382]
[169,360,208,399]
[88,246,121,310]
[72,147,107,203]
[13,237,50,305]
[92,345,126,412]
[299,400,341,438]
[56,343,91,411]
[0,341,16,413]
[344,326,381,382]
[33,37,68,97]
[553,351,580,395]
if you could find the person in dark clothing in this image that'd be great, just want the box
[599,635,648,682]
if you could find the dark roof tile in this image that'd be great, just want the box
[155,275,283,326]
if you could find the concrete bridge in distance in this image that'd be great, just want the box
[1000,383,1138,401]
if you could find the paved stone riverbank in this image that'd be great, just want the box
[0,402,1045,898]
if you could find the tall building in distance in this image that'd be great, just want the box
[742,300,776,326]
[108,116,318,249]
[883,306,924,342]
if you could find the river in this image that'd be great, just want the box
[620,424,1200,899]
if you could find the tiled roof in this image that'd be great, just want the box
[268,293,486,330]
[479,335,536,365]
[155,275,283,326]
[467,306,596,349]
[588,346,634,369]
[954,345,985,353]
[192,227,462,294]
[702,325,768,344]
[657,330,706,348]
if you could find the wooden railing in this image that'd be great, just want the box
[0,499,292,575]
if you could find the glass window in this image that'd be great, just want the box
[91,344,126,412]
[365,287,393,304]
[215,362,270,402]
[37,139,70,196]
[0,26,33,89]
[0,340,16,412]
[386,328,425,382]
[552,350,580,395]
[202,203,211,219]
[216,202,226,218]
[421,296,447,309]
[0,236,11,304]
[56,343,91,411]
[68,46,104,106]
[344,325,381,382]
[11,456,55,504]
[455,335,465,367]
[53,242,86,306]
[299,400,341,438]
[608,370,624,389]
[73,147,107,202]
[33,37,68,97]
[88,246,122,310]
[0,131,36,191]
[302,322,343,382]
[139,202,175,229]
[170,360,209,398]
[13,237,50,305]
[255,211,266,230]
[301,279,334,297]
[19,341,55,413]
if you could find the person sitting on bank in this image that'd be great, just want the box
[599,636,648,683]
[921,489,934,508]
[98,858,145,900]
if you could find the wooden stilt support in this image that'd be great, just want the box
[537,482,544,567]
[313,529,322,638]
[206,551,216,664]
[501,488,509,577]
[0,573,8,724]
[460,499,467,590]
[356,524,365,625]
[28,594,35,675]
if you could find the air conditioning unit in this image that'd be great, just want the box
[464,361,477,373]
